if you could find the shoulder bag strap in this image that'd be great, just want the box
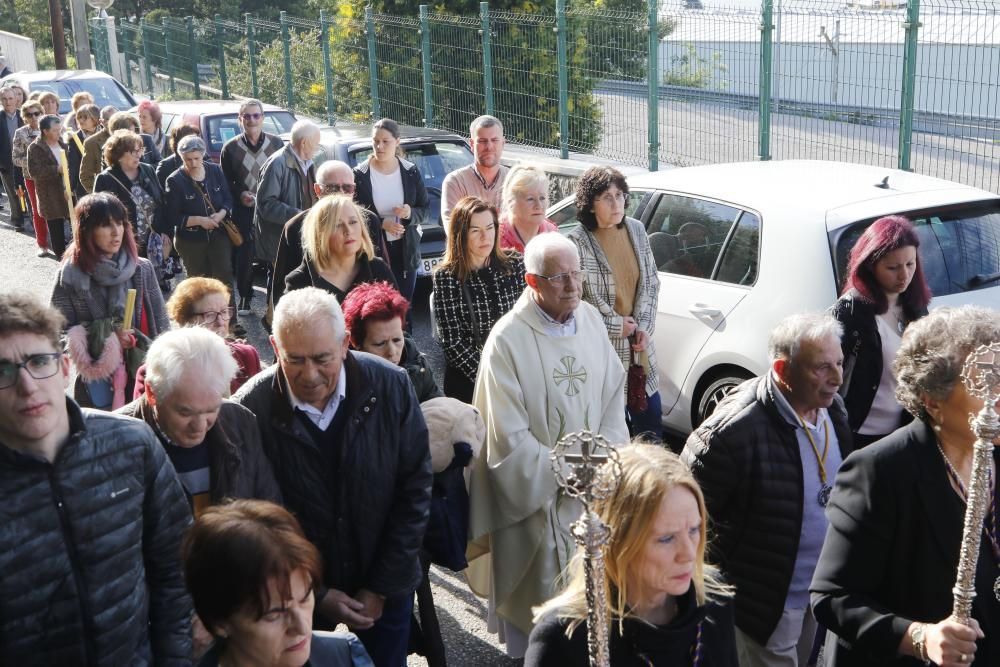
[460,281,484,349]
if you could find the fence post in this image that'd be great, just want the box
[320,10,335,126]
[164,19,176,97]
[480,2,493,116]
[366,7,381,120]
[758,0,774,161]
[122,22,133,90]
[186,16,201,98]
[246,14,259,100]
[419,5,433,127]
[140,19,153,94]
[215,14,229,99]
[280,12,294,109]
[647,0,659,171]
[898,0,921,171]
[555,0,569,159]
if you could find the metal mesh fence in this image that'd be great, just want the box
[426,13,484,137]
[767,0,902,168]
[490,10,560,153]
[910,0,1000,192]
[369,13,423,126]
[85,3,1000,189]
[657,1,760,166]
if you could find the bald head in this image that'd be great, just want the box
[314,160,356,199]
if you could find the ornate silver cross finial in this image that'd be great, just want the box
[551,431,623,667]
[953,343,1000,621]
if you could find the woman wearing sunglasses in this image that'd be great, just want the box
[12,100,47,255]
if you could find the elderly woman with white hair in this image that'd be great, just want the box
[117,326,281,518]
[812,305,1000,667]
[162,134,235,293]
[498,164,557,253]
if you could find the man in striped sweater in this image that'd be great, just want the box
[220,99,284,314]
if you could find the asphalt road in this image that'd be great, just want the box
[0,206,521,666]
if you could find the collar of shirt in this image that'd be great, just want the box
[530,294,577,337]
[292,150,313,176]
[472,163,503,190]
[768,372,828,431]
[288,366,347,430]
[241,131,266,151]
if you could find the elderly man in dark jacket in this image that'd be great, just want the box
[234,286,432,667]
[0,293,192,665]
[681,312,853,667]
[253,119,320,329]
[117,326,281,513]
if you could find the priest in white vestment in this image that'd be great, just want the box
[467,232,629,658]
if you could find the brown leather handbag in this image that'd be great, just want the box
[195,178,243,247]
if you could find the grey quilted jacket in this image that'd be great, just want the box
[0,399,194,665]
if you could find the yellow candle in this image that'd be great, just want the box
[122,288,137,330]
[58,148,75,222]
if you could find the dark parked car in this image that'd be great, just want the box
[1,70,137,115]
[293,123,474,277]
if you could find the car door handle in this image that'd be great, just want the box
[688,303,722,319]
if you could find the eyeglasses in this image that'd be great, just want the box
[191,307,236,325]
[24,111,41,118]
[534,270,584,285]
[320,183,356,195]
[0,352,63,389]
[241,112,263,120]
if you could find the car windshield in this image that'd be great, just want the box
[352,141,472,188]
[29,78,134,114]
[204,111,297,153]
[832,199,1000,297]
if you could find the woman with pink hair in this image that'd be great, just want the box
[830,215,931,448]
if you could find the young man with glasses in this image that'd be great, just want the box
[220,99,285,314]
[0,293,193,664]
[270,159,359,310]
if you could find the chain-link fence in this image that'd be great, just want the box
[92,1,1000,190]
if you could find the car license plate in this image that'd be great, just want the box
[421,256,442,275]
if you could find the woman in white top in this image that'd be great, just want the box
[831,215,931,448]
[352,118,429,310]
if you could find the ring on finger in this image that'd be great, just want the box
[960,654,968,663]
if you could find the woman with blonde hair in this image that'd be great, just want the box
[526,444,737,666]
[12,99,46,252]
[283,194,396,303]
[498,164,558,253]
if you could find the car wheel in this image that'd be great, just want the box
[694,371,753,427]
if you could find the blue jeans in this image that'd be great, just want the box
[627,390,663,442]
[354,594,413,667]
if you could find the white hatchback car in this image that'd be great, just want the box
[548,160,1000,435]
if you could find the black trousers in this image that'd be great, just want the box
[46,218,68,258]
[231,204,255,300]
[0,167,25,224]
[443,364,475,404]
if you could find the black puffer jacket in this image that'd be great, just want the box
[830,289,925,433]
[401,334,442,403]
[0,399,193,665]
[117,396,283,507]
[233,351,432,599]
[681,376,852,645]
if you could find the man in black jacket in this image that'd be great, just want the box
[0,293,193,665]
[234,286,432,667]
[0,87,25,227]
[682,312,853,667]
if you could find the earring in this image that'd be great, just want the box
[933,424,942,433]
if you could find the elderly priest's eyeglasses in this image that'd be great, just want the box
[0,353,63,389]
[534,270,585,285]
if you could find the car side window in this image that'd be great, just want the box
[715,211,761,286]
[645,194,741,278]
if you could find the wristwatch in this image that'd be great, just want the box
[909,622,929,664]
